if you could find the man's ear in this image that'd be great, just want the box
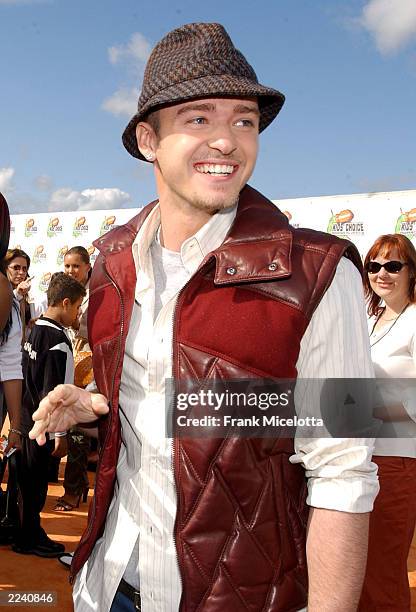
[62,297,70,308]
[136,122,157,162]
[136,121,159,162]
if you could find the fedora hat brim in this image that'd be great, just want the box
[122,74,285,161]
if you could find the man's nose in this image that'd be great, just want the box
[208,126,237,155]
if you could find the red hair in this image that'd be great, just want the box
[363,234,416,317]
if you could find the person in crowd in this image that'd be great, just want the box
[54,246,93,512]
[4,248,59,478]
[359,233,416,611]
[0,193,23,453]
[12,272,85,558]
[4,248,46,341]
[64,246,91,350]
[29,23,379,612]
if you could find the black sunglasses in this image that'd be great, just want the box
[366,260,407,274]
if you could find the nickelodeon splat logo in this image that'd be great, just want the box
[327,209,365,239]
[99,215,116,237]
[24,218,38,237]
[39,272,52,293]
[73,215,89,238]
[56,245,69,266]
[47,217,63,237]
[395,208,416,240]
[32,245,47,264]
[282,210,299,229]
[87,245,98,264]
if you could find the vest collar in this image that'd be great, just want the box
[94,185,292,284]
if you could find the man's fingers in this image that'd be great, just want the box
[91,394,109,417]
[48,384,76,406]
[33,398,62,422]
[28,421,47,444]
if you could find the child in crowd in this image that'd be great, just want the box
[12,272,86,557]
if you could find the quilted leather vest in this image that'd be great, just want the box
[71,185,362,612]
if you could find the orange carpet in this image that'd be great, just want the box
[0,458,90,611]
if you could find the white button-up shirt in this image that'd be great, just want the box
[74,204,379,612]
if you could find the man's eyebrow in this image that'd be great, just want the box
[233,104,260,116]
[176,103,216,116]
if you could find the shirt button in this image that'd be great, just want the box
[226,267,236,275]
[150,591,154,599]
[149,526,153,533]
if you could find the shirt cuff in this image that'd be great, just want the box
[306,472,379,513]
[291,438,379,513]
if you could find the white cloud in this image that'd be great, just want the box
[103,32,151,118]
[49,187,131,212]
[34,174,53,192]
[0,167,15,193]
[108,32,151,66]
[102,87,139,118]
[359,0,416,54]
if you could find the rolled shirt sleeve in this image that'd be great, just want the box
[290,257,379,513]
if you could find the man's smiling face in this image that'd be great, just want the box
[137,97,260,215]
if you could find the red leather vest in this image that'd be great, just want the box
[71,185,362,611]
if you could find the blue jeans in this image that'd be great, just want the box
[110,590,136,612]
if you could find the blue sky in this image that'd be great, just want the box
[1,0,415,214]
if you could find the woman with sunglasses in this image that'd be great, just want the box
[359,234,416,611]
[4,249,46,341]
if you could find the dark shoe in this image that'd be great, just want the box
[54,487,89,512]
[12,534,65,558]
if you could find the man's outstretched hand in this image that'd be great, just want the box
[29,384,109,445]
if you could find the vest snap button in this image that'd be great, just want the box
[226,267,236,275]
[268,263,278,271]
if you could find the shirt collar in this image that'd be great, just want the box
[132,202,238,276]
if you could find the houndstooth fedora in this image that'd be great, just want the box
[122,22,285,161]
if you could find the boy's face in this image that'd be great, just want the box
[62,296,83,327]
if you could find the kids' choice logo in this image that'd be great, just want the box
[99,215,116,237]
[56,245,69,266]
[327,209,365,239]
[87,244,98,264]
[282,210,299,229]
[395,208,416,240]
[24,218,38,237]
[39,271,52,293]
[73,215,88,238]
[32,245,46,264]
[47,216,63,237]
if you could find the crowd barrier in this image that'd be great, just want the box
[9,189,416,300]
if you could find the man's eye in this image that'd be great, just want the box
[190,117,207,125]
[235,119,254,127]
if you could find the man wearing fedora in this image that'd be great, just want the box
[30,23,378,612]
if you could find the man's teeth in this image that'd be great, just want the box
[195,164,234,175]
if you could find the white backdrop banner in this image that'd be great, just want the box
[9,189,416,297]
